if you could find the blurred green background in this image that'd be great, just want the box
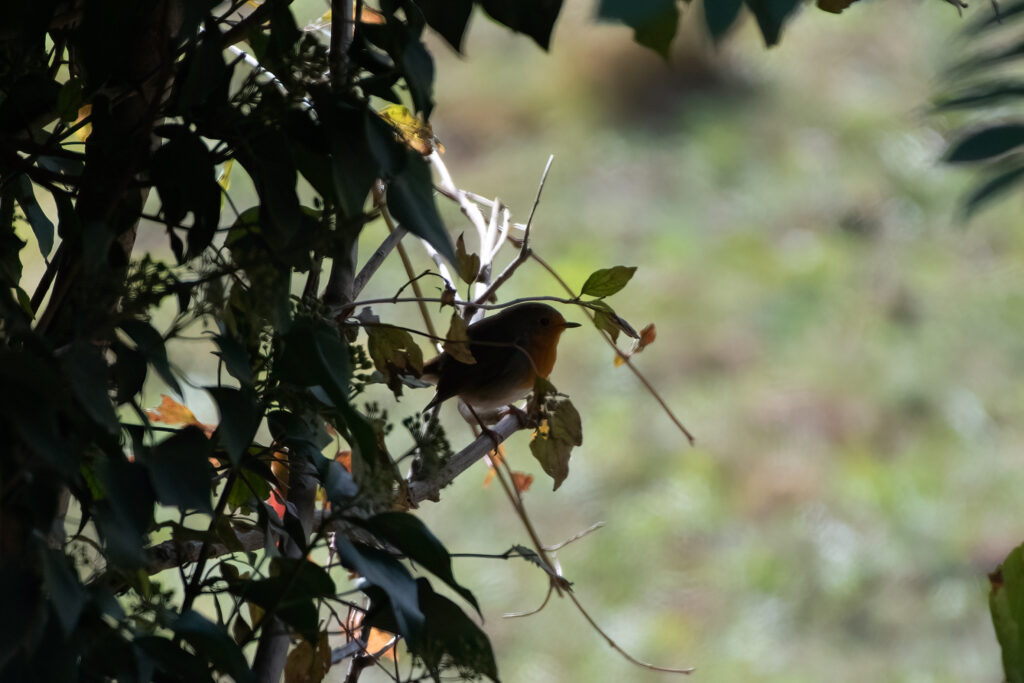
[354,2,1024,681]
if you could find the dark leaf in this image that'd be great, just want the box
[55,77,84,122]
[704,0,744,40]
[40,548,87,636]
[478,0,564,50]
[400,36,436,116]
[313,452,358,503]
[358,512,480,616]
[946,124,1024,163]
[276,318,351,405]
[597,0,679,57]
[119,319,182,394]
[13,175,54,257]
[135,636,211,682]
[61,342,119,434]
[417,0,474,51]
[144,426,215,513]
[366,579,498,682]
[228,558,335,643]
[208,387,262,466]
[95,459,155,567]
[213,327,254,387]
[387,150,455,263]
[335,536,424,646]
[744,0,801,46]
[174,610,254,683]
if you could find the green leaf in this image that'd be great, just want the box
[119,319,182,395]
[946,124,1024,163]
[145,426,215,513]
[550,398,583,446]
[208,387,262,466]
[581,265,637,297]
[358,512,480,616]
[598,0,679,57]
[174,610,255,683]
[529,398,582,491]
[13,175,54,257]
[387,151,456,263]
[587,299,639,342]
[744,0,801,47]
[704,0,744,41]
[335,536,424,647]
[417,0,474,51]
[478,0,564,50]
[991,544,1024,683]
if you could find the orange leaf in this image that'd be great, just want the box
[510,471,533,492]
[335,450,352,473]
[266,489,286,520]
[482,444,507,488]
[146,394,216,436]
[367,628,397,660]
[637,323,656,351]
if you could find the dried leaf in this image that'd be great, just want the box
[511,471,533,492]
[367,627,397,660]
[367,323,425,395]
[335,450,352,473]
[637,323,657,351]
[817,0,859,13]
[284,631,331,683]
[455,233,480,285]
[442,314,475,365]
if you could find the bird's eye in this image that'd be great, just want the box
[540,317,550,326]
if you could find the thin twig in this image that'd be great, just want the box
[530,252,695,444]
[504,582,554,618]
[566,591,694,675]
[352,226,407,297]
[471,157,555,306]
[545,521,605,552]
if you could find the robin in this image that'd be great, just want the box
[421,302,581,417]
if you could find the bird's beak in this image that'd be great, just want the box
[563,321,582,329]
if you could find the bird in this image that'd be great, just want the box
[421,302,581,417]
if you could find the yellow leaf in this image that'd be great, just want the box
[442,314,475,365]
[378,104,442,156]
